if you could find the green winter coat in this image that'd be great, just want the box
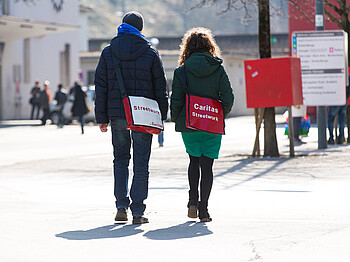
[170,52,234,133]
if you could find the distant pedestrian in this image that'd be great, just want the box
[94,11,168,224]
[158,131,164,147]
[54,84,67,128]
[292,105,306,145]
[170,27,234,222]
[328,75,350,144]
[71,82,88,134]
[328,105,347,145]
[29,80,41,120]
[40,81,51,125]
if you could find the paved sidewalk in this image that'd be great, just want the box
[0,116,349,262]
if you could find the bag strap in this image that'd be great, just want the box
[179,65,189,94]
[110,48,127,99]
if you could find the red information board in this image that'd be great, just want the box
[244,57,303,108]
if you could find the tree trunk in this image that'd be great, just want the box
[258,0,280,157]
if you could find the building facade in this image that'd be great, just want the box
[0,0,80,120]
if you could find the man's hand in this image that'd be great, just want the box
[99,123,108,132]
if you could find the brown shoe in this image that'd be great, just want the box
[188,205,198,218]
[115,208,128,221]
[132,216,149,224]
[200,217,212,222]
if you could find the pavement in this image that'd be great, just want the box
[0,115,349,262]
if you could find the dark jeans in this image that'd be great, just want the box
[327,105,347,139]
[31,103,40,120]
[78,115,85,133]
[111,119,153,217]
[293,117,302,140]
[158,131,164,146]
[57,106,65,126]
[188,154,214,206]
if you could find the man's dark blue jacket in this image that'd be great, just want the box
[94,33,168,124]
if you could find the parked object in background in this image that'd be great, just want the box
[284,114,310,137]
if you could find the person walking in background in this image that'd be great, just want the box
[54,84,67,128]
[170,27,234,222]
[327,105,347,145]
[30,80,41,120]
[158,131,164,147]
[94,11,168,224]
[71,83,88,134]
[40,81,51,125]
[328,74,350,144]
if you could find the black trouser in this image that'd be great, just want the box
[57,107,65,126]
[30,103,40,120]
[188,154,214,206]
[293,117,301,139]
[41,107,50,124]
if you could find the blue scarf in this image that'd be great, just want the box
[117,23,146,40]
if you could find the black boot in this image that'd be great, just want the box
[198,201,212,222]
[187,190,198,207]
[187,190,198,219]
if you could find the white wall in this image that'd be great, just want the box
[1,0,80,120]
[79,11,89,52]
[223,56,254,116]
[10,1,79,24]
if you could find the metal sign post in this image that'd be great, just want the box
[315,0,327,149]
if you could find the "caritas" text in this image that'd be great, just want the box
[194,104,218,114]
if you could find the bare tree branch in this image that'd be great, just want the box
[324,1,341,14]
[333,0,342,6]
[288,0,314,23]
[324,7,343,28]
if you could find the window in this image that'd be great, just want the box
[87,70,95,85]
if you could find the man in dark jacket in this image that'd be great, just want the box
[40,81,51,125]
[94,11,168,224]
[30,80,41,120]
[54,84,67,128]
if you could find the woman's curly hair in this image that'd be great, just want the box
[178,27,221,66]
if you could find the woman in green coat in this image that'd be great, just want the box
[170,27,234,222]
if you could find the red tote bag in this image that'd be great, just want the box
[185,94,224,135]
[180,66,225,135]
[111,50,163,135]
[122,95,163,135]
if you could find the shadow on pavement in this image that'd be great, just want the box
[55,223,143,240]
[143,221,212,240]
[215,157,290,188]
